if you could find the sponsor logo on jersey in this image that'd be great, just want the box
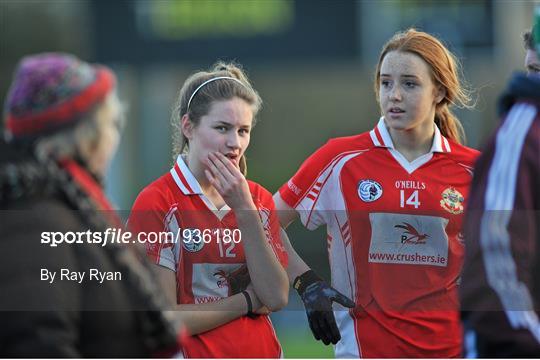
[195,296,222,304]
[214,265,249,296]
[394,222,429,244]
[357,179,383,202]
[182,228,204,252]
[368,213,449,267]
[214,270,229,289]
[192,263,245,300]
[440,187,464,214]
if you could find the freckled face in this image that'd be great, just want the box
[379,51,444,134]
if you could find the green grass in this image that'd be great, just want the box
[276,328,335,358]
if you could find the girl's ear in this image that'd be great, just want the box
[435,85,446,104]
[181,114,193,140]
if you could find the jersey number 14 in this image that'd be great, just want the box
[400,190,421,208]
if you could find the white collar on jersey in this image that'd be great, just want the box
[369,117,451,153]
[169,155,204,195]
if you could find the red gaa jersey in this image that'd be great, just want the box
[129,155,287,358]
[279,118,479,358]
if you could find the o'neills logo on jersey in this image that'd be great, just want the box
[394,180,426,190]
[182,228,204,252]
[358,179,383,202]
[287,180,302,196]
[440,187,464,215]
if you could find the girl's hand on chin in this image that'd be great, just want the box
[204,152,254,210]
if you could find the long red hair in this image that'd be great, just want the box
[374,29,472,144]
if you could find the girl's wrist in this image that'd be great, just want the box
[241,290,253,315]
[232,198,257,212]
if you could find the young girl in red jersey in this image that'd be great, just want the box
[129,63,289,358]
[274,29,479,357]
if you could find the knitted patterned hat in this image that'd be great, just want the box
[3,53,116,143]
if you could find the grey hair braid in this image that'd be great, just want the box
[0,154,179,354]
[44,155,179,353]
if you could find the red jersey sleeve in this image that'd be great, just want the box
[278,140,337,208]
[250,182,289,267]
[128,184,177,272]
[278,137,366,230]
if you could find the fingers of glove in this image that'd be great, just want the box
[315,313,332,345]
[322,310,342,344]
[302,291,331,312]
[331,289,356,308]
[307,313,321,341]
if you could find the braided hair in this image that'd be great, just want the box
[0,146,180,354]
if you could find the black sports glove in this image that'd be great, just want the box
[294,270,355,345]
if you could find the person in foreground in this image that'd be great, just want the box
[274,29,479,357]
[460,20,540,357]
[128,62,289,358]
[0,53,181,356]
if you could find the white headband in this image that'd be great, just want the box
[186,76,247,112]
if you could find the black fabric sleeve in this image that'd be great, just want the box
[0,198,84,357]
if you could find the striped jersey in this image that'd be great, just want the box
[129,155,287,358]
[279,117,479,357]
[460,94,540,356]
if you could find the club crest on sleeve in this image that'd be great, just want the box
[182,228,204,252]
[357,179,383,202]
[440,187,464,214]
